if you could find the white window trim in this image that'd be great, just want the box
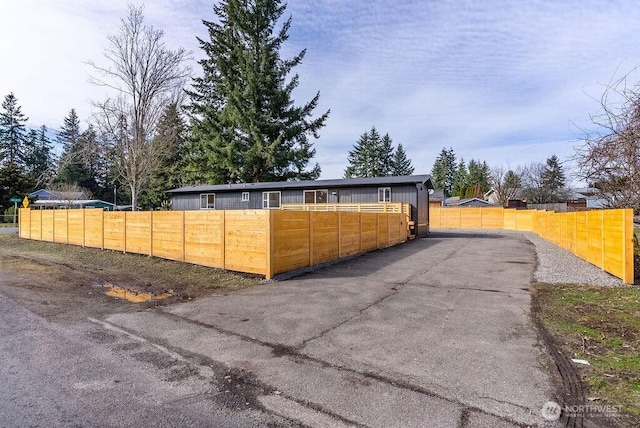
[241,192,250,202]
[200,193,216,209]
[378,187,391,203]
[303,189,328,204]
[262,191,281,209]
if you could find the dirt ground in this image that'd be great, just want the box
[0,234,261,323]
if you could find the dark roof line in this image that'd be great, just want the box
[167,174,433,194]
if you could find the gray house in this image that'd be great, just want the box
[167,175,434,236]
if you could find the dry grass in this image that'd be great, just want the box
[535,283,640,426]
[0,234,261,300]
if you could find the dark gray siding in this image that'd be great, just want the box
[170,184,429,237]
[416,185,429,236]
[172,194,200,211]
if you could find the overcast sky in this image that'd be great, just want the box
[2,0,640,183]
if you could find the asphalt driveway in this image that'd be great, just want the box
[106,230,558,427]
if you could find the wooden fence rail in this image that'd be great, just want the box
[429,207,634,284]
[18,209,406,279]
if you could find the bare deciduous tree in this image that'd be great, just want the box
[574,67,640,210]
[520,161,571,204]
[88,5,190,210]
[48,183,93,208]
[488,164,523,207]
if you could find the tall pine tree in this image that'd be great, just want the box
[467,159,490,196]
[541,155,565,191]
[390,143,414,176]
[140,103,189,209]
[345,127,382,178]
[25,125,55,185]
[0,93,29,166]
[345,128,413,177]
[187,0,329,184]
[0,93,34,211]
[431,147,456,197]
[55,109,98,194]
[452,158,469,197]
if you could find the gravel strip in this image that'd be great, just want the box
[523,232,623,286]
[437,229,624,286]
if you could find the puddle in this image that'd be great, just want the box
[102,283,172,303]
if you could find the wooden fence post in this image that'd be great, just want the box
[376,213,380,249]
[149,211,154,257]
[338,212,342,258]
[266,210,274,279]
[221,210,226,270]
[123,212,127,253]
[82,209,86,248]
[624,209,634,284]
[181,211,186,262]
[359,212,363,253]
[100,210,104,250]
[309,211,314,267]
[601,211,605,269]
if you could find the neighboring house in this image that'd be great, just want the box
[486,186,609,211]
[429,190,445,208]
[167,175,434,237]
[572,187,608,209]
[30,199,116,210]
[29,189,86,201]
[484,187,528,207]
[28,188,118,211]
[447,197,494,207]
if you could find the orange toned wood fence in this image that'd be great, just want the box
[429,207,634,284]
[18,209,406,279]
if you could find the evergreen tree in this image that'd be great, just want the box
[57,108,80,154]
[345,128,413,178]
[140,103,189,209]
[503,169,521,189]
[187,0,329,184]
[467,159,490,196]
[344,128,378,178]
[541,155,565,191]
[0,162,35,212]
[390,143,414,176]
[431,147,456,197]
[55,109,98,194]
[452,158,469,197]
[377,133,394,175]
[25,125,55,185]
[0,93,29,166]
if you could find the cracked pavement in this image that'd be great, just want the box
[100,230,560,427]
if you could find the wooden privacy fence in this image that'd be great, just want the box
[18,209,406,279]
[429,207,634,284]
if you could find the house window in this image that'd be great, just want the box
[262,191,281,209]
[303,189,328,204]
[241,192,250,202]
[200,193,215,209]
[378,187,391,203]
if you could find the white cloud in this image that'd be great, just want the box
[2,0,640,181]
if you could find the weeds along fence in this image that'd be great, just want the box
[18,209,407,279]
[429,207,634,284]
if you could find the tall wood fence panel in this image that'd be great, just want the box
[269,211,406,276]
[18,209,406,279]
[430,207,634,284]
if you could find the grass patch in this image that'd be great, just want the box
[0,233,260,299]
[535,283,640,426]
